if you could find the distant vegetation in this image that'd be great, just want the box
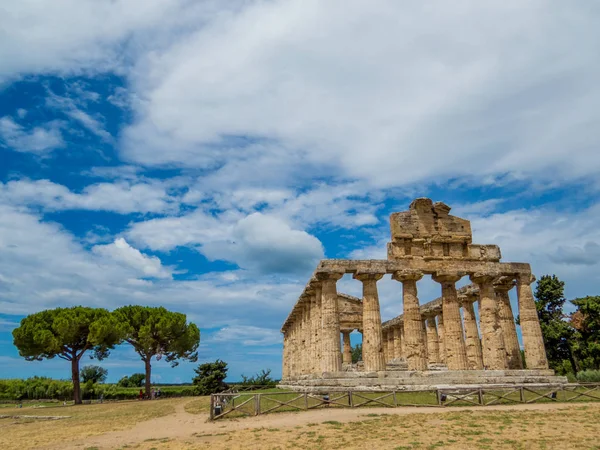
[532,275,600,376]
[11,305,199,404]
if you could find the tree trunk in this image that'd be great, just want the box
[71,358,82,405]
[144,357,152,397]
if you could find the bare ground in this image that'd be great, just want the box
[2,399,600,450]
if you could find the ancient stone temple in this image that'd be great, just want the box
[279,198,566,391]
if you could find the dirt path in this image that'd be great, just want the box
[65,400,596,450]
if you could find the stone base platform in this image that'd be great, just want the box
[279,370,568,392]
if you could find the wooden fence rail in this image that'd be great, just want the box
[209,383,600,420]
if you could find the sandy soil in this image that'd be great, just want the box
[58,400,600,450]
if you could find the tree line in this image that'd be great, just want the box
[11,305,200,404]
[533,275,600,378]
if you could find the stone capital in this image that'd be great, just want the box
[469,273,495,285]
[315,271,344,282]
[459,294,477,305]
[493,276,516,292]
[353,271,385,282]
[431,272,463,283]
[392,270,424,282]
[516,273,536,285]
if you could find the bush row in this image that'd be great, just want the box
[576,370,600,383]
[0,377,197,401]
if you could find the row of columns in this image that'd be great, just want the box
[282,271,548,378]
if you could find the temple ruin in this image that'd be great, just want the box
[279,198,566,391]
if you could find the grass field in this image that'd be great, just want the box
[1,392,600,449]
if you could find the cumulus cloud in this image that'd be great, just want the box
[1,179,180,214]
[202,213,324,274]
[119,0,600,190]
[92,238,172,279]
[0,203,301,325]
[128,210,324,274]
[0,117,64,154]
[211,325,281,346]
[550,242,600,266]
[0,0,233,83]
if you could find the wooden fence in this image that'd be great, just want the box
[209,383,600,420]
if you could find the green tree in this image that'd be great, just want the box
[192,359,228,395]
[571,295,600,370]
[117,373,145,388]
[351,343,362,363]
[240,368,277,387]
[113,306,200,396]
[80,365,108,384]
[12,306,121,404]
[534,275,578,374]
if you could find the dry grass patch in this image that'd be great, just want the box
[128,403,600,449]
[183,396,211,414]
[0,398,179,450]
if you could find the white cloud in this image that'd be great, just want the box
[211,325,281,346]
[0,202,301,327]
[202,212,324,273]
[128,210,324,274]
[0,0,231,83]
[119,0,600,190]
[0,117,64,154]
[92,238,172,279]
[46,89,113,142]
[1,179,180,214]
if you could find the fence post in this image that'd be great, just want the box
[437,389,442,406]
[348,391,353,407]
[209,394,214,420]
[255,394,261,416]
[304,392,309,410]
[519,386,525,403]
[478,389,483,405]
[393,391,397,407]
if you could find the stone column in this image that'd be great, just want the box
[393,271,427,371]
[421,319,429,363]
[342,331,352,365]
[495,278,523,369]
[471,274,508,370]
[425,316,440,364]
[516,273,549,369]
[393,326,402,359]
[432,273,469,370]
[388,331,395,362]
[306,297,314,374]
[318,272,344,373]
[400,323,406,358]
[289,321,296,377]
[282,332,288,379]
[307,291,318,374]
[314,283,323,373]
[300,301,307,374]
[382,329,389,362]
[437,314,446,364]
[354,272,386,372]
[461,296,484,370]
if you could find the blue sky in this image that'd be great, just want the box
[1,1,599,383]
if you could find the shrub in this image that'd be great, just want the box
[239,369,277,387]
[192,360,228,395]
[117,373,145,387]
[576,370,600,383]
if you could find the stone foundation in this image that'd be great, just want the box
[279,370,568,392]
